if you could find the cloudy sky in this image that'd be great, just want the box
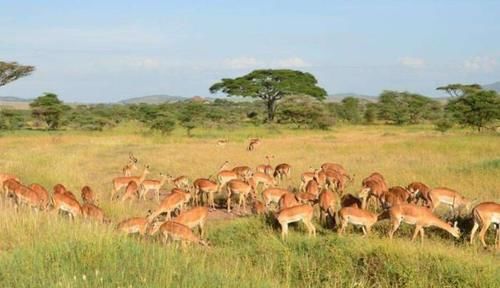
[1,0,499,102]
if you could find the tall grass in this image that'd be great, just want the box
[0,124,498,287]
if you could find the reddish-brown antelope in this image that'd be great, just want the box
[232,165,253,181]
[428,187,472,216]
[278,192,300,210]
[53,187,82,219]
[359,178,386,210]
[321,163,348,176]
[340,193,363,209]
[324,169,352,194]
[148,189,191,222]
[250,172,275,193]
[122,152,138,176]
[81,185,97,204]
[139,173,168,201]
[116,216,150,236]
[318,188,338,226]
[0,173,20,193]
[82,203,107,223]
[262,188,288,208]
[274,163,291,184]
[407,182,432,206]
[10,184,45,211]
[388,204,460,243]
[172,206,209,238]
[149,221,208,247]
[111,165,150,200]
[256,155,274,176]
[192,178,218,209]
[299,169,326,192]
[226,179,255,213]
[121,181,139,202]
[3,178,20,200]
[304,178,321,198]
[247,138,261,151]
[252,200,266,215]
[29,183,50,209]
[470,202,500,249]
[338,206,378,236]
[379,186,412,209]
[216,161,238,192]
[168,175,190,190]
[276,204,316,240]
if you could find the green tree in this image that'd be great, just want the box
[377,90,439,125]
[445,89,500,131]
[0,109,25,130]
[277,95,333,129]
[209,69,327,122]
[0,61,35,87]
[436,83,482,97]
[363,103,378,124]
[150,114,176,135]
[340,97,362,123]
[434,116,454,134]
[30,93,68,130]
[177,102,206,136]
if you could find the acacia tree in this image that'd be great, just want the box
[30,93,69,130]
[445,89,499,131]
[0,61,35,87]
[436,83,482,97]
[209,69,327,122]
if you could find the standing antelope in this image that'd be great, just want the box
[216,161,238,192]
[226,179,254,213]
[82,203,107,223]
[470,202,500,249]
[172,206,209,238]
[256,155,274,176]
[111,165,150,200]
[121,181,139,202]
[278,192,300,210]
[192,178,218,209]
[262,188,289,208]
[406,182,431,206]
[29,183,50,210]
[300,169,326,192]
[338,206,378,236]
[251,172,276,193]
[247,138,261,151]
[318,188,338,226]
[10,184,45,211]
[116,216,150,236]
[139,173,168,201]
[388,204,461,243]
[149,221,208,247]
[274,163,291,184]
[148,189,191,222]
[0,173,20,194]
[53,187,82,219]
[428,187,472,216]
[122,153,138,176]
[379,186,412,209]
[232,165,253,181]
[359,178,386,210]
[276,204,316,240]
[321,163,347,176]
[168,175,190,190]
[81,185,97,204]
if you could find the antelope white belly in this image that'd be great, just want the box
[346,216,366,226]
[492,213,500,224]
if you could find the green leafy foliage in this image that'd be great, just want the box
[30,93,69,130]
[0,61,35,87]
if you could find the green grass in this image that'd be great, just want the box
[0,123,499,287]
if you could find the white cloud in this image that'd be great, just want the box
[399,57,425,69]
[223,57,260,69]
[274,57,311,68]
[463,56,497,72]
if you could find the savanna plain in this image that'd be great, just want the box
[0,124,498,288]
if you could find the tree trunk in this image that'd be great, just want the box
[266,98,277,122]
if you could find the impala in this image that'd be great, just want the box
[53,188,82,219]
[3,178,20,199]
[148,189,191,222]
[171,206,209,238]
[247,138,261,151]
[318,188,338,226]
[324,169,352,194]
[168,175,190,190]
[122,152,138,176]
[407,182,431,206]
[82,203,107,223]
[338,206,378,236]
[299,169,326,192]
[149,220,208,247]
[340,193,363,209]
[29,183,50,209]
[304,178,320,197]
[192,178,218,210]
[121,181,139,202]
[278,192,300,210]
[216,161,238,192]
[139,173,168,201]
[320,162,346,174]
[362,172,387,191]
[296,192,318,205]
[226,179,255,213]
[252,200,266,215]
[262,188,289,208]
[256,155,274,176]
[388,204,460,243]
[274,163,291,183]
[276,204,316,240]
[0,173,20,193]
[116,216,150,236]
[232,165,253,181]
[111,165,150,200]
[11,184,44,211]
[250,172,276,193]
[81,185,97,204]
[428,187,472,216]
[359,178,386,209]
[470,202,500,249]
[379,186,412,209]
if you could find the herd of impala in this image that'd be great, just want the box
[1,149,498,250]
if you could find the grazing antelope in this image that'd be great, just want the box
[139,173,168,201]
[116,217,150,236]
[340,193,363,209]
[52,188,82,219]
[232,166,253,181]
[81,185,97,204]
[226,179,255,213]
[3,178,21,200]
[359,178,386,210]
[29,183,50,210]
[82,203,107,223]
[304,178,321,197]
[252,200,266,215]
[217,138,228,147]
[122,152,138,176]
[428,187,472,216]
[296,192,318,205]
[262,188,289,208]
[168,175,190,190]
[172,206,209,238]
[319,189,338,226]
[388,204,461,243]
[324,169,352,194]
[379,186,412,209]
[407,182,431,206]
[470,202,500,249]
[149,221,208,247]
[247,138,261,151]
[217,161,238,192]
[10,184,44,211]
[111,165,150,200]
[276,204,316,240]
[256,155,274,176]
[148,189,191,222]
[362,172,387,191]
[121,181,139,202]
[278,192,300,210]
[338,206,378,236]
[300,169,326,192]
[0,173,20,193]
[250,172,276,193]
[192,178,218,209]
[321,163,347,176]
[274,163,291,184]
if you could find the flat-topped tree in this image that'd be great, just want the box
[209,69,327,122]
[436,83,482,97]
[0,61,35,87]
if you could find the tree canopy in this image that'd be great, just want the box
[30,93,69,130]
[446,89,499,131]
[436,83,482,98]
[0,61,35,87]
[209,69,327,122]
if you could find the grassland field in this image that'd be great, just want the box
[0,123,498,287]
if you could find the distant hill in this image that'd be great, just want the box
[483,81,500,92]
[327,93,377,103]
[119,94,188,104]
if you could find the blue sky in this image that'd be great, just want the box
[1,0,499,102]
